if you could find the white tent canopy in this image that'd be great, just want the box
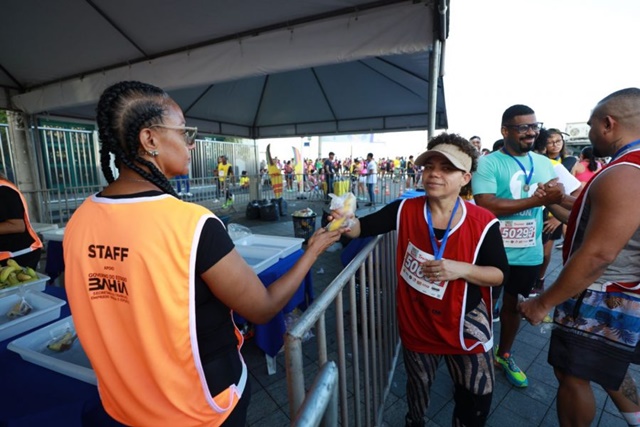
[1,0,449,138]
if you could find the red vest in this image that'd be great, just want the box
[564,147,640,293]
[396,197,497,354]
[0,179,43,261]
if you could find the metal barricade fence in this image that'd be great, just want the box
[0,123,16,182]
[285,232,400,426]
[21,185,104,224]
[292,361,339,427]
[19,171,407,225]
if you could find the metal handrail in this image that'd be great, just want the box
[285,232,400,426]
[292,361,339,427]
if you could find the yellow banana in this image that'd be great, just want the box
[327,216,346,231]
[344,193,356,212]
[6,259,20,268]
[25,267,38,279]
[8,272,19,286]
[17,273,33,282]
[327,192,357,231]
[0,265,20,282]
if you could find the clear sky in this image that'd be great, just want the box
[443,0,640,149]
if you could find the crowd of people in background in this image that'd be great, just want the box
[3,81,640,427]
[251,135,609,203]
[174,141,606,207]
[171,126,607,215]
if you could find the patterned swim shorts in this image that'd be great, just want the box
[548,289,640,390]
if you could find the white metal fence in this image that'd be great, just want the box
[0,123,15,181]
[19,172,410,226]
[285,233,400,426]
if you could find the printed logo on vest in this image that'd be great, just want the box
[85,244,130,302]
[87,272,129,301]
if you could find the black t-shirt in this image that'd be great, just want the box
[562,156,578,172]
[407,160,415,174]
[0,186,35,254]
[324,158,336,177]
[359,199,509,312]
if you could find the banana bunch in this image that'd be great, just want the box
[327,192,357,231]
[0,259,39,289]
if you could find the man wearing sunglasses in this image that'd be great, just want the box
[472,104,566,388]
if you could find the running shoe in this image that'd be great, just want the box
[529,278,544,296]
[495,349,528,387]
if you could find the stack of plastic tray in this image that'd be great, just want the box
[233,234,304,274]
[0,273,50,297]
[0,290,66,341]
[233,234,304,259]
[8,315,97,385]
[41,227,65,242]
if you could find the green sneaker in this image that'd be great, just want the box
[495,350,528,387]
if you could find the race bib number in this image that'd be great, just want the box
[218,170,225,177]
[500,219,536,248]
[400,241,449,300]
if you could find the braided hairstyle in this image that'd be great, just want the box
[96,81,179,197]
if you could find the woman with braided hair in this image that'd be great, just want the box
[63,81,344,426]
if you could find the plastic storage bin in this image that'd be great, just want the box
[235,246,280,274]
[8,315,97,385]
[41,227,65,242]
[233,234,304,259]
[292,213,317,242]
[0,291,66,341]
[0,273,50,297]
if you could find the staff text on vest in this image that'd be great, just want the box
[88,245,129,261]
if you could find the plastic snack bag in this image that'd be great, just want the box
[227,223,252,241]
[326,192,357,231]
[47,329,77,352]
[6,296,33,319]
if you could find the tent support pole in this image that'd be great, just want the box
[427,39,442,139]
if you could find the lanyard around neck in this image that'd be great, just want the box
[426,198,460,260]
[611,139,640,161]
[502,148,534,189]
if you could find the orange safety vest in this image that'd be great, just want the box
[64,193,246,426]
[0,179,43,261]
